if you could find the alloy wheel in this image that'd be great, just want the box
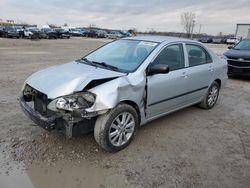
[109,112,135,147]
[207,85,219,107]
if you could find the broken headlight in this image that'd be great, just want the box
[48,92,96,112]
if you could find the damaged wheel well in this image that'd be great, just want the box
[119,100,141,124]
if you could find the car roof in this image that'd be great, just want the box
[124,35,195,44]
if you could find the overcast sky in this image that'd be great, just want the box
[1,0,249,35]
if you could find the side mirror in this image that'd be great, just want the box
[147,64,170,76]
[228,46,233,49]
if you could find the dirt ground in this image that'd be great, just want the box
[0,37,249,188]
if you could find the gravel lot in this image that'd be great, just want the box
[0,37,249,188]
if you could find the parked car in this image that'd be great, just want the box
[87,29,98,38]
[96,30,107,38]
[105,31,123,39]
[54,28,70,39]
[199,36,213,43]
[24,28,33,38]
[212,37,223,44]
[0,26,5,37]
[223,38,250,77]
[24,27,40,39]
[221,37,228,44]
[15,26,24,38]
[226,37,240,45]
[77,28,88,37]
[19,36,227,151]
[41,28,58,39]
[69,28,82,37]
[120,31,132,37]
[2,26,20,38]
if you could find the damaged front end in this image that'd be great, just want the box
[19,84,100,138]
[19,61,128,138]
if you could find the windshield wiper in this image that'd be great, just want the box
[77,58,97,68]
[92,61,120,71]
[77,58,121,72]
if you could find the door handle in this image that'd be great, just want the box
[209,67,214,73]
[181,72,188,78]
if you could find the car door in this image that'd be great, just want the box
[184,43,214,103]
[146,43,188,118]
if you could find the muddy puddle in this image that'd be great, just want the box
[0,160,129,188]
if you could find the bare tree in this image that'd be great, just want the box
[181,12,196,38]
[88,24,98,28]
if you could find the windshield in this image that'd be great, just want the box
[234,40,250,50]
[84,39,158,72]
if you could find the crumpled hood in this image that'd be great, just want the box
[26,61,126,99]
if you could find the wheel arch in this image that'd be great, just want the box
[214,79,221,88]
[118,100,141,124]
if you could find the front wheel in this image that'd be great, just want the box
[199,81,220,109]
[94,103,139,152]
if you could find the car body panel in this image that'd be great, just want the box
[146,69,188,117]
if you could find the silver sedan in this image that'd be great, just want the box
[19,36,228,151]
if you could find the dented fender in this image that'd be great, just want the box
[86,72,146,114]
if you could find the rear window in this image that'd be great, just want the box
[186,44,212,66]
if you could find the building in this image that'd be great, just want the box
[0,19,15,26]
[235,24,250,39]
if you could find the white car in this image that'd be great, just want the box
[105,31,123,39]
[226,37,240,45]
[24,29,33,38]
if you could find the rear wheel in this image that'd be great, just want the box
[199,81,220,109]
[94,103,139,152]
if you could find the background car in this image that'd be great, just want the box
[226,37,240,45]
[54,28,70,39]
[15,26,24,38]
[224,38,250,77]
[69,28,82,37]
[0,26,5,37]
[199,36,213,43]
[41,28,58,39]
[24,28,39,39]
[86,29,99,38]
[105,31,123,39]
[212,37,223,43]
[120,31,132,37]
[96,30,107,38]
[2,26,20,38]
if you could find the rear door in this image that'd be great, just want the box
[146,43,188,118]
[183,43,214,103]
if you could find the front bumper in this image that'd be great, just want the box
[19,96,59,131]
[228,65,250,76]
[227,58,250,76]
[19,96,96,137]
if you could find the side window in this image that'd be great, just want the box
[152,44,185,71]
[186,44,212,67]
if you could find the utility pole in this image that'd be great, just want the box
[191,20,195,39]
[198,24,202,34]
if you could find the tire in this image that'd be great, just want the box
[199,81,220,109]
[94,103,139,152]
